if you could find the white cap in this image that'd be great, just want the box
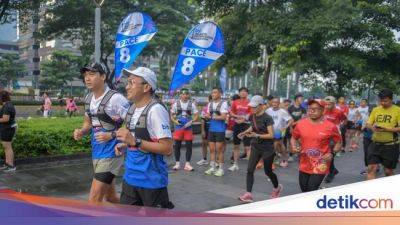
[248,95,264,107]
[122,67,157,90]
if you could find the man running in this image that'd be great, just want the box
[238,95,283,202]
[204,87,229,177]
[366,89,400,180]
[323,96,347,183]
[287,93,307,161]
[73,62,129,204]
[229,87,252,171]
[116,67,174,208]
[171,88,199,171]
[291,99,342,192]
[266,97,293,167]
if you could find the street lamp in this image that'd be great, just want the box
[93,0,105,63]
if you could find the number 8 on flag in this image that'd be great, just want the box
[169,21,225,92]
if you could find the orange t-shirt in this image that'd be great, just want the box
[292,118,342,174]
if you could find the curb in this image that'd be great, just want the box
[1,141,203,166]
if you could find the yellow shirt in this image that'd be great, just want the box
[367,105,400,142]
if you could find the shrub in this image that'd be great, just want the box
[0,117,91,158]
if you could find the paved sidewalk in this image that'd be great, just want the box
[1,140,399,212]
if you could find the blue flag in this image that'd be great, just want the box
[169,21,224,92]
[219,67,227,93]
[114,12,157,82]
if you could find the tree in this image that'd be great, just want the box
[39,0,198,87]
[198,0,400,97]
[0,53,25,88]
[40,50,81,91]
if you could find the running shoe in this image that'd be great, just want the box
[270,184,283,198]
[196,159,208,166]
[3,165,16,173]
[214,168,224,177]
[228,164,239,172]
[336,152,343,157]
[287,156,294,162]
[205,167,215,175]
[172,163,180,170]
[238,192,253,203]
[184,163,194,171]
[360,169,367,175]
[279,161,288,168]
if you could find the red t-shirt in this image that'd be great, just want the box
[338,103,349,116]
[230,99,251,123]
[292,118,342,175]
[324,107,346,126]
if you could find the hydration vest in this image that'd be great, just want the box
[209,101,223,118]
[176,100,193,117]
[84,90,122,131]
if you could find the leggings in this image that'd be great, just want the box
[174,141,193,162]
[299,171,325,192]
[246,146,279,192]
[363,137,372,167]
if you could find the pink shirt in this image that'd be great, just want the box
[44,97,52,110]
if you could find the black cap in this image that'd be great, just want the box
[80,62,107,75]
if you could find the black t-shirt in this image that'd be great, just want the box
[288,105,307,122]
[0,101,16,129]
[250,113,274,150]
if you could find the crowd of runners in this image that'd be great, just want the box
[1,61,399,209]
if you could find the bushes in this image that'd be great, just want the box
[0,117,91,158]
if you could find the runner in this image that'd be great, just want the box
[42,92,52,118]
[360,107,373,175]
[266,97,293,167]
[204,87,229,177]
[116,66,174,208]
[0,90,17,172]
[229,87,251,171]
[347,100,359,151]
[238,95,282,202]
[323,96,347,183]
[171,88,199,171]
[66,96,78,117]
[73,62,129,204]
[337,96,349,155]
[197,95,212,166]
[366,89,400,180]
[291,99,342,192]
[287,93,307,161]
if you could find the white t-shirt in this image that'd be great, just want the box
[347,108,358,122]
[86,87,130,127]
[129,104,172,140]
[265,107,292,130]
[170,100,198,117]
[357,106,369,120]
[207,100,229,114]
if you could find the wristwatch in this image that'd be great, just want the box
[111,131,116,139]
[135,138,142,148]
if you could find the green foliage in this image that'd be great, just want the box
[0,53,25,87]
[0,117,90,158]
[40,50,81,91]
[39,0,198,78]
[198,0,400,97]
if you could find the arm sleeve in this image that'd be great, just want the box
[292,123,301,139]
[220,102,229,114]
[331,124,342,142]
[148,105,172,140]
[367,109,376,125]
[192,102,199,114]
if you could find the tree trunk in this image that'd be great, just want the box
[263,57,272,98]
